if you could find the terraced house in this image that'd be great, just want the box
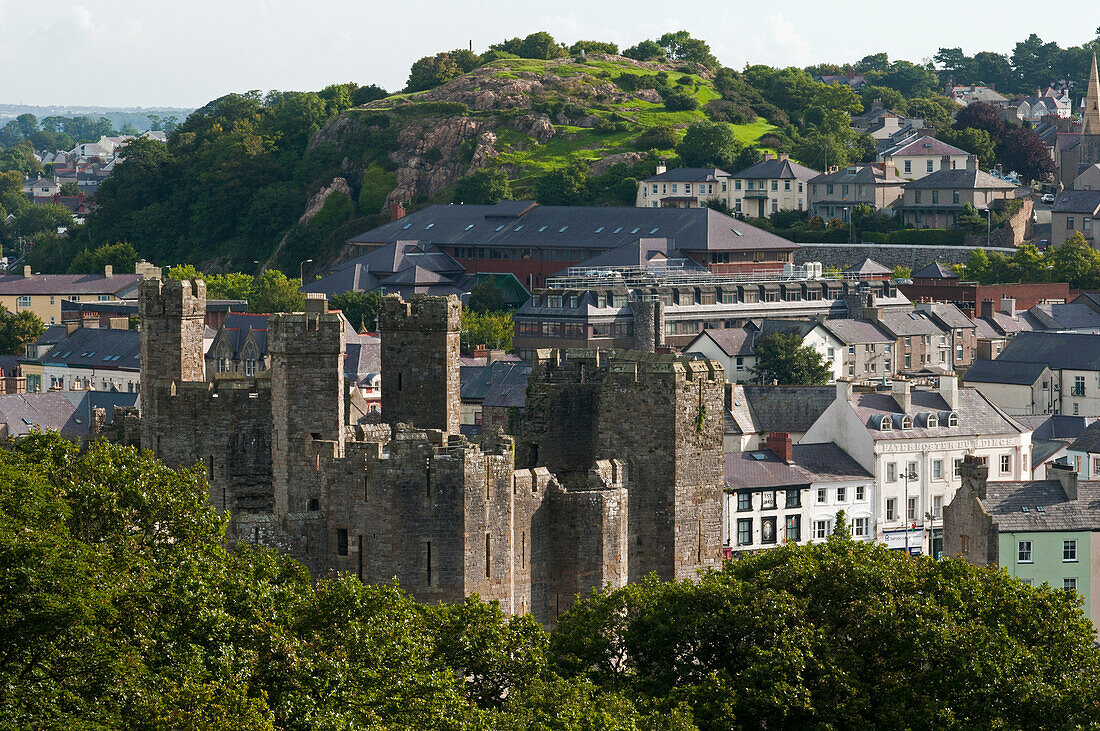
[726,153,819,218]
[635,165,729,208]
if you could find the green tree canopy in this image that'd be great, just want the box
[453,168,510,205]
[0,306,44,355]
[535,161,590,206]
[461,309,513,351]
[467,279,507,313]
[329,290,384,332]
[676,122,742,170]
[751,332,831,385]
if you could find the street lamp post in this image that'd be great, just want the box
[902,469,918,554]
[300,258,313,282]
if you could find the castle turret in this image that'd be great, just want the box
[268,294,346,516]
[139,277,206,386]
[379,294,461,434]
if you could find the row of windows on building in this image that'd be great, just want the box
[1017,539,1079,563]
[215,357,260,376]
[16,294,114,307]
[733,515,871,546]
[913,190,963,205]
[1065,216,1094,232]
[737,485,866,511]
[883,495,943,522]
[42,374,138,393]
[882,455,1005,483]
[645,180,804,195]
[813,183,871,198]
[451,247,589,261]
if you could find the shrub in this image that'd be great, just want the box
[634,125,678,150]
[659,87,698,111]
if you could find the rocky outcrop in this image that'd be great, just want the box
[299,178,352,224]
[589,152,649,177]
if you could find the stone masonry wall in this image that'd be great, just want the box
[379,294,461,434]
[793,243,1018,271]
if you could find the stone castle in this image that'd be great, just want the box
[140,278,725,624]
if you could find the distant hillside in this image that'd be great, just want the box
[0,104,194,132]
[313,54,777,209]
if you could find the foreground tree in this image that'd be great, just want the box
[677,121,741,170]
[551,534,1100,730]
[0,307,44,354]
[751,332,831,385]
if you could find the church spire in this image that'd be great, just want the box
[1084,53,1100,135]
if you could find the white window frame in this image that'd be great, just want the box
[1018,540,1033,563]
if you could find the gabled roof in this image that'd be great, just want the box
[980,479,1100,531]
[344,335,380,385]
[40,327,140,371]
[1028,303,1100,330]
[1068,420,1100,454]
[883,135,968,158]
[688,327,755,358]
[759,319,819,340]
[724,448,810,490]
[460,360,531,403]
[731,157,820,181]
[903,167,1019,190]
[742,385,836,434]
[0,393,90,437]
[1052,190,1100,214]
[568,237,707,271]
[962,359,1049,386]
[644,167,730,183]
[997,331,1100,371]
[851,387,1024,440]
[819,318,893,345]
[791,442,873,482]
[919,302,975,330]
[874,310,946,337]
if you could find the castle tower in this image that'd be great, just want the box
[379,294,461,434]
[268,294,346,516]
[138,278,206,452]
[138,277,206,386]
[1084,54,1100,136]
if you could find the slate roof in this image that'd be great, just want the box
[214,313,270,357]
[980,480,1100,531]
[790,442,873,482]
[724,449,810,490]
[1014,415,1095,441]
[690,327,755,358]
[1028,303,1100,330]
[0,393,90,437]
[0,273,142,296]
[731,157,819,181]
[344,335,380,385]
[742,385,836,434]
[40,327,140,371]
[875,310,946,337]
[568,237,707,271]
[759,319,818,339]
[997,331,1100,371]
[972,317,1002,340]
[1031,439,1069,469]
[820,318,893,345]
[302,240,465,297]
[461,361,531,403]
[912,261,958,280]
[851,387,1025,440]
[1068,420,1100,454]
[1052,189,1100,214]
[726,384,759,436]
[962,359,1049,386]
[483,364,533,409]
[810,165,905,186]
[348,202,799,254]
[883,135,969,157]
[903,167,1019,190]
[920,302,975,330]
[644,167,730,182]
[843,258,893,276]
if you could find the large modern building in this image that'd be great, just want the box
[347,201,799,290]
[511,261,912,358]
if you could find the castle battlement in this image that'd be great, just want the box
[379,293,462,332]
[138,278,206,318]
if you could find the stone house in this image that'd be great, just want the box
[880,135,970,180]
[895,156,1021,228]
[870,309,952,375]
[818,318,897,381]
[913,301,978,371]
[944,458,1100,631]
[807,162,906,220]
[636,165,730,208]
[684,326,757,383]
[726,153,819,218]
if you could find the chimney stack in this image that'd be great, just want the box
[655,159,667,175]
[104,264,113,278]
[1048,462,1078,501]
[387,201,406,220]
[1000,297,1016,317]
[938,374,958,409]
[892,379,911,413]
[23,265,31,278]
[940,154,952,171]
[979,299,994,319]
[765,431,794,463]
[966,155,978,172]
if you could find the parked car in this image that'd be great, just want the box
[1041,193,1056,204]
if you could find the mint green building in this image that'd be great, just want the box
[944,459,1100,631]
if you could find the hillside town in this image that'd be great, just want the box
[8,12,1100,728]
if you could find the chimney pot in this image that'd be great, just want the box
[104,264,113,278]
[23,265,31,278]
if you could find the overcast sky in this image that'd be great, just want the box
[2,0,1097,108]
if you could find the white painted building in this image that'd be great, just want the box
[801,378,1032,557]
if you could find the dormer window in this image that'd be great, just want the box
[926,414,938,428]
[947,412,959,427]
[880,417,892,431]
[901,416,913,430]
